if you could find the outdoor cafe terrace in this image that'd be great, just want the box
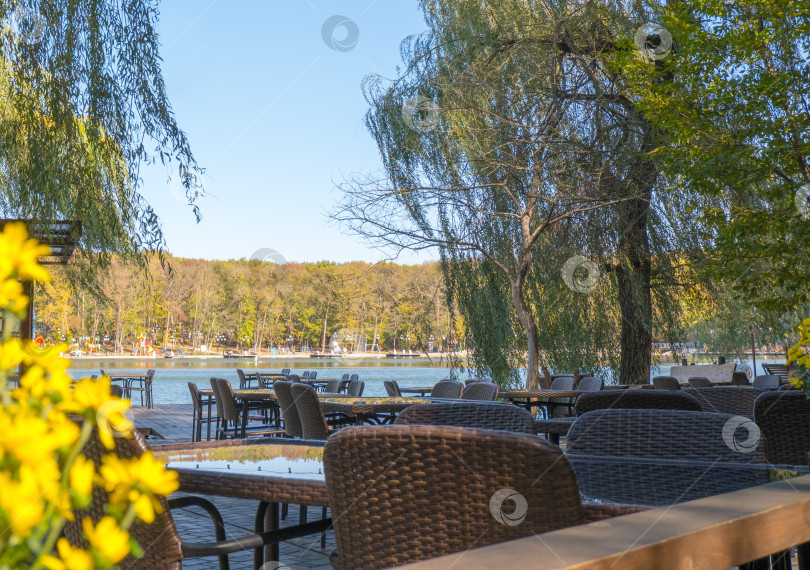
[103,364,810,569]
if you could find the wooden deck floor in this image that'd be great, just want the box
[131,404,196,442]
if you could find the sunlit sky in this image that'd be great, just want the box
[139,1,430,264]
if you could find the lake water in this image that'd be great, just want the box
[67,356,779,405]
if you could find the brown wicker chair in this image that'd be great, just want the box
[576,376,604,392]
[187,382,216,441]
[394,402,534,433]
[566,409,775,507]
[752,374,781,390]
[687,376,712,388]
[236,368,258,389]
[754,391,810,466]
[574,389,702,416]
[460,382,499,400]
[684,387,765,418]
[128,368,156,408]
[290,383,330,440]
[547,376,576,418]
[324,425,636,570]
[651,375,680,390]
[383,380,402,397]
[347,380,365,397]
[430,380,463,399]
[325,379,342,393]
[110,384,124,398]
[274,381,303,438]
[64,426,329,569]
[213,378,282,439]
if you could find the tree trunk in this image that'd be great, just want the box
[510,277,546,389]
[615,156,655,385]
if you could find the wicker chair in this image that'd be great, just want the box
[384,380,402,397]
[308,371,318,380]
[731,371,752,386]
[574,389,702,415]
[754,391,810,466]
[274,381,303,438]
[286,374,301,383]
[324,379,342,393]
[430,380,463,399]
[64,426,327,569]
[576,376,604,392]
[566,409,773,507]
[236,368,254,389]
[684,387,764,418]
[290,383,330,440]
[128,368,156,408]
[394,402,534,433]
[103,369,129,399]
[460,382,499,400]
[752,374,781,390]
[187,382,216,441]
[687,376,713,388]
[302,371,311,379]
[324,425,639,570]
[547,376,576,418]
[280,368,290,375]
[110,384,124,398]
[651,375,680,390]
[347,380,365,397]
[213,379,282,439]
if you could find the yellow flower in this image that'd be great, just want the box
[70,456,95,509]
[40,538,94,570]
[0,471,45,537]
[97,453,178,523]
[83,516,130,564]
[0,222,52,282]
[0,278,27,315]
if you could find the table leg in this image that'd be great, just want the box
[241,402,249,438]
[206,398,212,441]
[265,502,280,564]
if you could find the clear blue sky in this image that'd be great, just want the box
[139,1,429,264]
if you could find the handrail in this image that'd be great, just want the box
[395,475,810,569]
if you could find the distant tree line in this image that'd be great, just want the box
[35,256,459,356]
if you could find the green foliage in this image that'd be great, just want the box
[0,1,201,262]
[621,0,810,311]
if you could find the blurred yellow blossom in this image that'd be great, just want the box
[97,452,178,523]
[40,538,94,570]
[83,516,130,564]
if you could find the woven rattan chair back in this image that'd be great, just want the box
[384,380,402,397]
[274,381,303,438]
[290,383,330,440]
[430,380,463,399]
[576,377,604,392]
[574,389,701,416]
[348,373,359,382]
[110,384,124,398]
[752,374,781,390]
[308,371,317,380]
[325,379,342,393]
[302,371,311,379]
[347,380,365,397]
[652,376,681,390]
[209,378,226,424]
[568,409,766,462]
[281,368,290,375]
[550,376,575,390]
[684,387,764,417]
[731,372,752,386]
[687,377,713,388]
[460,382,499,400]
[236,368,248,389]
[286,374,301,383]
[340,373,350,381]
[63,427,183,569]
[754,391,810,465]
[394,402,534,433]
[324,425,585,570]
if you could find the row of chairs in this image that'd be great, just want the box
[384,379,500,400]
[653,374,783,390]
[102,368,155,408]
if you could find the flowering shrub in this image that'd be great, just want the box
[788,317,810,398]
[0,223,178,569]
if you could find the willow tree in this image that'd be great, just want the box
[0,1,202,261]
[335,1,673,387]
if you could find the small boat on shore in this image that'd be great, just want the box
[223,351,257,359]
[386,350,422,358]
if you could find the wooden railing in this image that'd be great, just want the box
[396,475,810,569]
